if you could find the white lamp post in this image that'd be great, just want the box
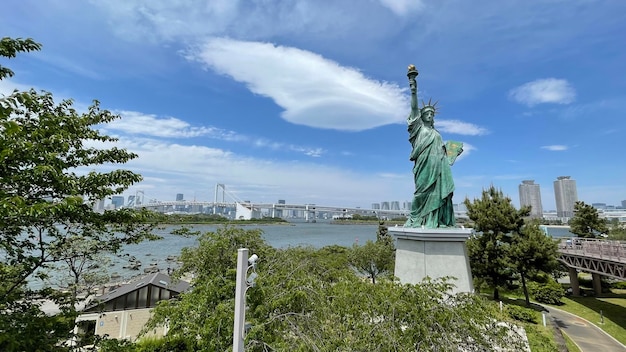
[233,248,258,352]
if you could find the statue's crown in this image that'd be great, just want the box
[420,98,438,114]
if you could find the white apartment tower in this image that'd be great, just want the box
[554,176,578,218]
[519,180,543,218]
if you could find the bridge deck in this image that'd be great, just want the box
[558,238,626,263]
[558,238,626,280]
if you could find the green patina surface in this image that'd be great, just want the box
[404,65,463,229]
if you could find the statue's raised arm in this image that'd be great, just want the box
[407,64,420,124]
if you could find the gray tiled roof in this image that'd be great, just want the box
[88,273,190,307]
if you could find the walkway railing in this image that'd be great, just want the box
[558,238,626,264]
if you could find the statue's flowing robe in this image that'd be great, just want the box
[405,118,456,228]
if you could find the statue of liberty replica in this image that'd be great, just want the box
[404,64,463,228]
[391,65,472,294]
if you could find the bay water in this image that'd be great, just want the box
[109,221,378,281]
[109,222,574,282]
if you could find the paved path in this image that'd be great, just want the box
[545,306,626,351]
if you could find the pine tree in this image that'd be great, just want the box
[464,186,529,300]
[509,222,559,306]
[569,201,608,238]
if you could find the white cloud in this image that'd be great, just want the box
[111,138,412,206]
[541,145,568,151]
[378,0,424,16]
[90,0,370,43]
[102,111,325,157]
[436,120,489,136]
[254,138,326,157]
[36,54,103,80]
[188,37,407,131]
[0,79,37,96]
[89,0,240,41]
[509,78,576,107]
[106,111,220,138]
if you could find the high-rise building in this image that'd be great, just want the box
[519,180,543,218]
[390,201,400,210]
[176,193,184,201]
[553,176,578,218]
[111,196,125,209]
[371,203,381,210]
[381,202,390,210]
[621,200,626,209]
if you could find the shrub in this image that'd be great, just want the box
[578,275,611,291]
[609,281,626,290]
[529,280,565,305]
[506,305,537,324]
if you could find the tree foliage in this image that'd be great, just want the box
[347,221,395,284]
[1,37,156,351]
[527,278,565,305]
[569,201,608,238]
[509,222,559,306]
[607,218,626,240]
[143,226,272,351]
[465,187,560,306]
[376,220,394,248]
[0,37,42,79]
[464,186,529,300]
[348,240,394,284]
[137,226,527,351]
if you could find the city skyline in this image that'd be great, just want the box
[110,188,625,214]
[2,2,625,210]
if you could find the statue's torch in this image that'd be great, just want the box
[407,64,418,91]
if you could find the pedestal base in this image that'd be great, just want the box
[390,227,474,294]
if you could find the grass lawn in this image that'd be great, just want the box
[485,293,563,351]
[523,323,560,352]
[488,286,626,349]
[562,331,581,352]
[547,294,626,346]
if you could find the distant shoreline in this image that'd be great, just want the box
[154,221,291,226]
[331,220,404,226]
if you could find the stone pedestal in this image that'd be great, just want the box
[390,227,474,294]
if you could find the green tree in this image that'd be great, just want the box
[1,37,156,351]
[347,222,395,284]
[47,235,112,305]
[509,222,559,307]
[464,186,529,300]
[376,220,394,248]
[348,240,394,284]
[0,37,41,79]
[143,226,272,351]
[569,201,608,238]
[607,218,626,240]
[142,227,526,351]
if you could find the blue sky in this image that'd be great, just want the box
[2,0,625,211]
